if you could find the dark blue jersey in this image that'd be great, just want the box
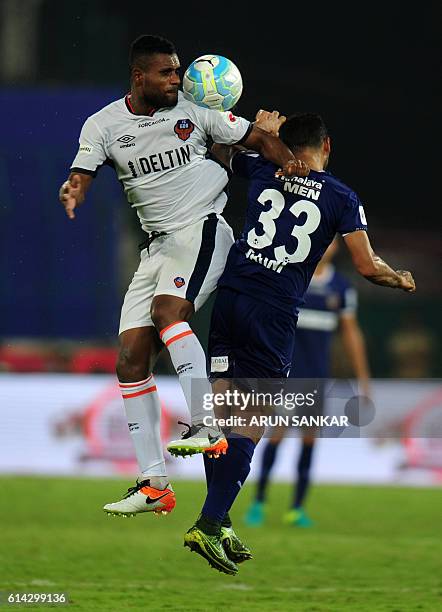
[291,266,356,378]
[218,151,367,315]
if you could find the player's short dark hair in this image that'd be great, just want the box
[129,35,176,70]
[280,113,328,152]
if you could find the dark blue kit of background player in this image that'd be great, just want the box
[208,151,367,380]
[292,269,354,379]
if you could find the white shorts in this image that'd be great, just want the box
[119,214,234,334]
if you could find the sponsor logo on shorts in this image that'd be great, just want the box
[174,276,185,288]
[174,119,194,141]
[211,356,229,373]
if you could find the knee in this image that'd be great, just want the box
[151,297,194,332]
[116,345,148,382]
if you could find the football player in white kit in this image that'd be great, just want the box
[59,35,309,518]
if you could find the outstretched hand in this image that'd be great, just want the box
[255,110,310,178]
[59,174,83,219]
[255,109,286,137]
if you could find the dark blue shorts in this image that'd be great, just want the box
[208,287,298,379]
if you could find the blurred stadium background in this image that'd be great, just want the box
[0,2,441,610]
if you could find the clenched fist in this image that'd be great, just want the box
[396,270,416,292]
[276,158,310,178]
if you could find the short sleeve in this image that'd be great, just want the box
[70,117,107,177]
[337,191,368,236]
[231,150,262,178]
[193,106,252,145]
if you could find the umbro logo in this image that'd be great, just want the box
[117,135,135,143]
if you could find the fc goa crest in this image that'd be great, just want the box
[174,119,194,141]
[174,276,186,288]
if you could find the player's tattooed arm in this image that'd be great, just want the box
[344,230,416,292]
[58,173,94,220]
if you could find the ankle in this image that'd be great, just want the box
[196,513,222,536]
[221,512,232,528]
[143,476,170,490]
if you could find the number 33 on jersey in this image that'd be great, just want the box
[218,151,368,315]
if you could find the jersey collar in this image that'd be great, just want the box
[125,94,156,117]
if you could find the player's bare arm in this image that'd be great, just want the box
[242,124,309,177]
[211,143,236,168]
[59,173,93,220]
[344,230,416,292]
[211,121,308,178]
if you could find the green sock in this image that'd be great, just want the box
[196,513,222,536]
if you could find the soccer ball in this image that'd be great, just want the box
[182,54,243,111]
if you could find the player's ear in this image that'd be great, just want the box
[132,67,144,86]
[323,136,331,155]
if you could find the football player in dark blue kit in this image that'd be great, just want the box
[183,111,415,575]
[245,237,371,528]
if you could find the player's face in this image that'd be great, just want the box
[140,53,181,108]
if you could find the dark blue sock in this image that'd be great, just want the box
[203,453,214,488]
[256,441,279,502]
[293,441,314,509]
[202,454,232,527]
[201,435,256,523]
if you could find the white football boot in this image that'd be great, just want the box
[103,479,175,517]
[167,422,228,458]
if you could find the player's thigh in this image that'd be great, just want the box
[208,287,237,378]
[119,247,161,334]
[235,298,297,379]
[193,216,234,311]
[208,291,297,379]
[155,214,234,309]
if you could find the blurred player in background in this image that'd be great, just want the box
[58,35,308,519]
[245,237,371,528]
[182,110,415,575]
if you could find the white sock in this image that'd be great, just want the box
[160,321,216,426]
[118,375,167,479]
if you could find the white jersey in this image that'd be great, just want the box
[71,91,251,233]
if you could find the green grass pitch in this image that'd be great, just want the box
[1,476,441,611]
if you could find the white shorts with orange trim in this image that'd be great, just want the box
[118,214,234,335]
